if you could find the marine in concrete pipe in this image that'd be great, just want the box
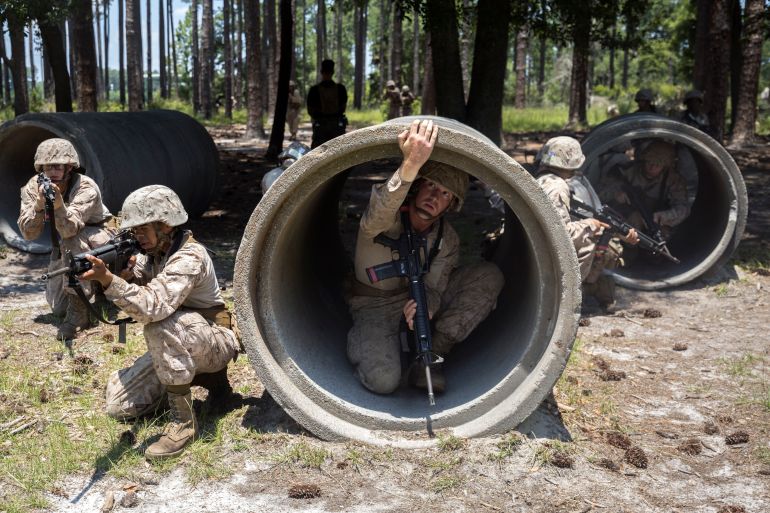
[580,114,748,290]
[233,116,582,447]
[0,110,218,253]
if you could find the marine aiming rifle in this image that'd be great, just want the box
[42,230,142,342]
[571,198,680,264]
[366,211,443,406]
[37,173,59,252]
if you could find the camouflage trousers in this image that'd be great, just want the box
[287,108,300,136]
[582,236,624,307]
[346,262,504,394]
[105,310,240,420]
[45,225,115,316]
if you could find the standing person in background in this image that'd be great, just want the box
[401,85,415,117]
[306,59,348,149]
[634,89,658,113]
[286,80,302,141]
[383,80,402,120]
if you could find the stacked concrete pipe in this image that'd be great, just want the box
[0,110,218,253]
[580,114,748,290]
[234,116,581,447]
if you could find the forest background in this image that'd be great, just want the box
[0,0,769,150]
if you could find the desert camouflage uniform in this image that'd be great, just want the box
[383,88,402,120]
[104,236,240,420]
[18,173,114,314]
[347,169,504,394]
[400,89,415,117]
[599,163,690,238]
[287,85,302,139]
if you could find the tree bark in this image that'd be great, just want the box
[729,0,742,130]
[224,0,233,117]
[119,0,126,106]
[692,0,711,91]
[191,0,200,114]
[266,0,278,115]
[6,12,29,115]
[126,0,143,111]
[391,3,403,85]
[28,22,37,95]
[267,0,294,158]
[567,10,590,128]
[316,0,326,82]
[378,0,388,90]
[703,0,731,142]
[425,0,466,121]
[200,0,213,118]
[235,0,244,105]
[146,0,152,104]
[420,31,436,114]
[412,11,420,95]
[465,0,511,145]
[728,0,764,146]
[0,27,11,105]
[68,18,78,100]
[104,0,110,100]
[95,2,103,99]
[73,0,99,112]
[335,0,343,85]
[159,0,167,98]
[514,24,528,109]
[245,0,265,138]
[459,0,471,99]
[39,21,74,112]
[353,0,367,109]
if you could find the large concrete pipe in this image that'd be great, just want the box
[580,114,747,290]
[0,110,218,253]
[234,116,581,447]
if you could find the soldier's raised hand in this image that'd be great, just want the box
[398,119,438,182]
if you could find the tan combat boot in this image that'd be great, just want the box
[145,386,198,460]
[56,298,91,340]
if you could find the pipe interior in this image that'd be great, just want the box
[583,136,734,284]
[259,158,557,423]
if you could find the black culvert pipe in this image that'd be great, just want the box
[0,110,219,253]
[580,114,748,290]
[234,116,582,447]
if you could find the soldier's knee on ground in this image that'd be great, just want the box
[356,365,401,395]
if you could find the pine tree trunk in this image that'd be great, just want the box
[73,0,99,112]
[514,24,528,109]
[266,0,278,115]
[537,34,545,102]
[353,0,367,109]
[728,0,763,146]
[159,0,166,98]
[567,11,590,128]
[0,27,11,105]
[267,0,294,158]
[316,0,326,80]
[95,2,103,99]
[425,0,465,121]
[104,0,110,100]
[729,0,742,130]
[39,21,73,112]
[391,4,403,85]
[68,18,79,101]
[146,0,153,104]
[28,22,37,95]
[412,12,419,95]
[466,0,511,145]
[7,12,29,115]
[703,0,731,142]
[224,0,233,117]
[201,0,214,118]
[378,0,389,90]
[235,0,244,105]
[693,0,711,90]
[335,0,343,85]
[420,31,436,114]
[169,0,179,97]
[191,0,200,114]
[245,0,266,138]
[459,0,471,99]
[119,0,126,106]
[126,0,143,111]
[262,0,271,115]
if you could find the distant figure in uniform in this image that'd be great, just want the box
[383,80,402,120]
[306,59,348,149]
[634,89,657,113]
[401,85,415,117]
[679,90,715,139]
[287,80,302,141]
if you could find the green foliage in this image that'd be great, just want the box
[501,106,609,132]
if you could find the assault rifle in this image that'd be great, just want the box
[571,198,680,264]
[42,229,141,282]
[37,173,59,252]
[366,211,443,406]
[620,183,668,248]
[37,173,56,205]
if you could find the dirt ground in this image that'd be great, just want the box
[1,122,769,513]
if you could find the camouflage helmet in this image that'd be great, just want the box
[120,185,188,229]
[419,160,469,212]
[34,138,80,172]
[683,89,704,104]
[386,80,396,88]
[538,136,585,171]
[401,85,410,93]
[289,80,296,88]
[634,89,655,102]
[639,140,677,168]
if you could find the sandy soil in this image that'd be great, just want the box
[1,124,768,513]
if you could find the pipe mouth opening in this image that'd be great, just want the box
[581,129,744,289]
[235,122,580,442]
[0,125,61,252]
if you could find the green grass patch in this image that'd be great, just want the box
[431,474,462,493]
[345,108,383,128]
[436,434,466,452]
[275,440,330,469]
[502,106,609,133]
[489,432,524,461]
[719,353,762,377]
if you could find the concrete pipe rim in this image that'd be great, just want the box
[581,118,747,291]
[234,119,581,447]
